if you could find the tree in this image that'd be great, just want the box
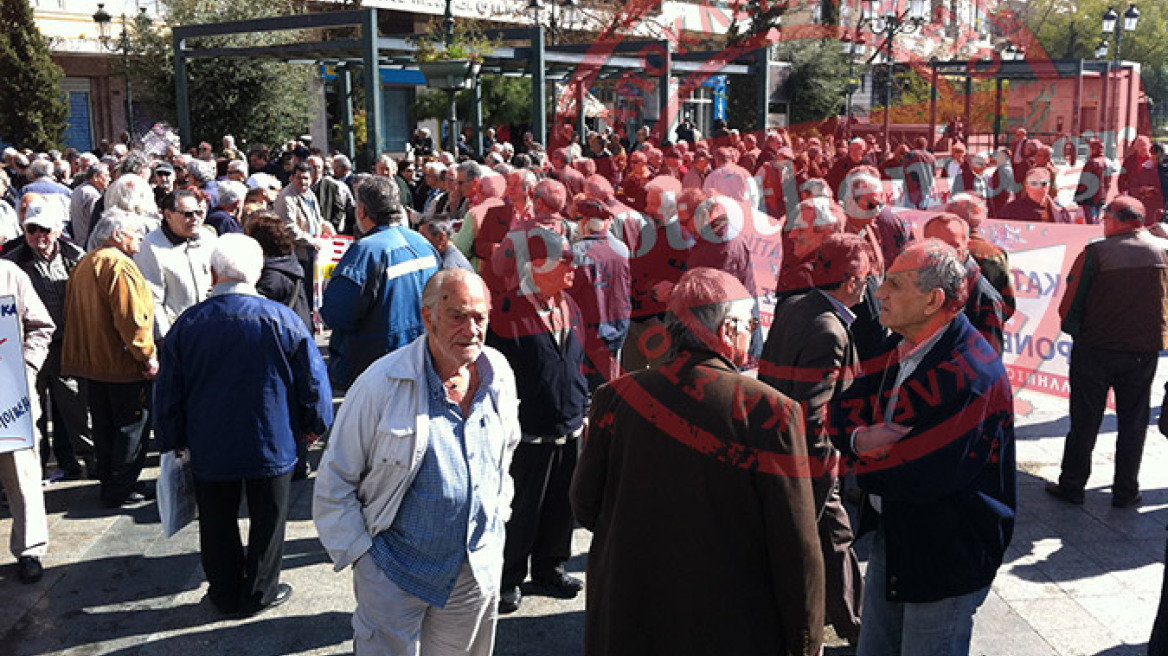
[412,76,532,128]
[1006,0,1168,126]
[130,0,317,149]
[785,38,853,128]
[0,0,68,150]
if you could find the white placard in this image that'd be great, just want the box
[0,295,34,454]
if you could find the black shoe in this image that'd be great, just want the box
[1044,482,1085,505]
[531,572,584,598]
[237,583,293,618]
[498,586,522,614]
[17,556,43,584]
[1112,493,1142,509]
[135,482,157,501]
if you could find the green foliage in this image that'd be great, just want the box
[412,19,498,63]
[411,75,531,127]
[0,0,68,150]
[130,0,317,148]
[786,38,852,126]
[1009,0,1168,113]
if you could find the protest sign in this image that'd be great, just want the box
[0,294,35,454]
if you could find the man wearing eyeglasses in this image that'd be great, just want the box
[759,233,872,649]
[999,167,1072,223]
[134,189,216,342]
[1048,195,1168,510]
[4,201,93,481]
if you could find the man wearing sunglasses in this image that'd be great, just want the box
[999,167,1072,223]
[4,202,92,481]
[134,189,215,342]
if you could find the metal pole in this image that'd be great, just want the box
[756,44,770,133]
[883,35,893,153]
[341,65,355,160]
[362,8,383,167]
[531,25,546,145]
[473,70,484,158]
[993,76,1002,149]
[121,15,135,143]
[447,89,459,155]
[173,31,191,147]
[927,64,937,150]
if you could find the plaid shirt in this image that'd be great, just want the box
[369,348,501,607]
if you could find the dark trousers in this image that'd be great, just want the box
[194,471,292,614]
[1058,344,1157,500]
[1152,535,1168,656]
[819,479,864,644]
[87,379,150,505]
[502,440,578,588]
[37,346,93,473]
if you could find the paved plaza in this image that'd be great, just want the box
[0,375,1165,655]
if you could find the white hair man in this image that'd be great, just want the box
[207,180,247,235]
[315,269,520,656]
[155,233,332,617]
[307,155,353,234]
[69,162,110,246]
[62,209,158,507]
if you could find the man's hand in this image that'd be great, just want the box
[304,432,322,446]
[143,357,160,380]
[320,222,336,237]
[854,422,911,460]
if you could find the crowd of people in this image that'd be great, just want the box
[0,117,1166,656]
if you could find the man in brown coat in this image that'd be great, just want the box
[62,208,158,507]
[571,267,825,656]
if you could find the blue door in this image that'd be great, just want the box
[63,91,94,152]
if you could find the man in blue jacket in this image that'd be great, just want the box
[833,240,1016,656]
[155,234,333,617]
[321,176,439,391]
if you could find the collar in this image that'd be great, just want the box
[160,219,188,245]
[896,319,950,368]
[818,289,856,326]
[210,281,258,297]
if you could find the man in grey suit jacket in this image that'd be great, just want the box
[758,232,874,647]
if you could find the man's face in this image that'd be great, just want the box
[422,224,447,252]
[227,168,246,183]
[93,170,111,191]
[456,172,478,200]
[114,225,144,256]
[506,173,528,206]
[530,257,575,298]
[154,170,174,192]
[166,195,205,239]
[249,153,267,170]
[1136,140,1152,157]
[790,225,832,260]
[307,159,324,183]
[721,300,756,368]
[876,268,936,338]
[423,280,490,370]
[24,223,59,258]
[1024,172,1051,204]
[1015,129,1026,142]
[292,170,312,193]
[841,258,871,308]
[849,143,866,162]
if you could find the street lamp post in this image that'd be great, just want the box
[92,4,144,143]
[861,0,928,153]
[443,0,459,155]
[1096,4,1140,157]
[527,0,579,46]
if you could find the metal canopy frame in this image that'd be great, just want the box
[172,8,764,162]
[924,58,1138,154]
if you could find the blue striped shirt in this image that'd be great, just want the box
[369,348,500,607]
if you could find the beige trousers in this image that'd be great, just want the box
[352,555,498,656]
[0,445,48,559]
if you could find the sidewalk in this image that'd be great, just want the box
[0,384,1164,655]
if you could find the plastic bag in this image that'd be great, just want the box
[158,449,196,538]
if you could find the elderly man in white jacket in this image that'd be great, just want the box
[314,269,520,656]
[134,189,215,340]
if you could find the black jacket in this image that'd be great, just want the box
[256,254,312,331]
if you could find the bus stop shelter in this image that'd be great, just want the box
[171,8,766,161]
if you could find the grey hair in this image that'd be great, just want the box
[665,300,732,354]
[332,154,353,173]
[423,161,447,178]
[187,159,215,183]
[116,150,150,177]
[356,175,404,226]
[105,175,159,215]
[53,159,70,182]
[485,152,504,166]
[30,159,53,179]
[218,180,247,207]
[421,268,487,310]
[87,162,109,180]
[210,233,263,285]
[423,219,456,238]
[92,208,144,246]
[226,159,248,175]
[376,154,397,175]
[457,160,483,183]
[911,240,969,311]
